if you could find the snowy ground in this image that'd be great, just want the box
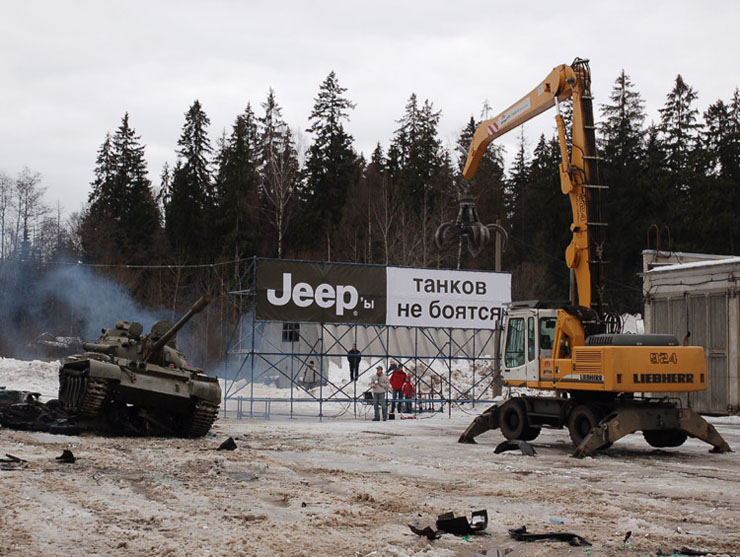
[1,358,739,556]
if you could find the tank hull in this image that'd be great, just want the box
[59,356,221,437]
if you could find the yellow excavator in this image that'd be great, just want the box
[458,58,731,457]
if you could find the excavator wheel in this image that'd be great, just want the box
[499,400,540,441]
[568,405,611,449]
[643,429,688,448]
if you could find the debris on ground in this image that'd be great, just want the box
[494,439,536,456]
[508,525,591,547]
[436,510,488,535]
[408,523,441,540]
[472,549,507,557]
[0,453,27,470]
[217,437,237,450]
[56,449,76,463]
[409,510,488,539]
[657,548,712,556]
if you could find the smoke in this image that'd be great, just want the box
[36,265,162,340]
[0,261,201,362]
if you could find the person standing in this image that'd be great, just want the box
[389,363,407,414]
[369,366,390,421]
[401,374,416,413]
[347,343,361,381]
[303,360,318,390]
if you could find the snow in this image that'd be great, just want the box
[647,255,740,273]
[0,357,59,398]
[1,357,739,556]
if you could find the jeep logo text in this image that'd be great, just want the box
[267,273,358,316]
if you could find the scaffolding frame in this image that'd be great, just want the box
[223,257,502,419]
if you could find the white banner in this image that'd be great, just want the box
[386,267,511,330]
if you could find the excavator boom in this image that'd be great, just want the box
[463,64,574,180]
[463,58,606,320]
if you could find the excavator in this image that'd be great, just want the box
[458,58,731,457]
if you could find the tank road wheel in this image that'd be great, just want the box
[568,405,605,448]
[499,400,540,441]
[185,401,220,437]
[643,429,688,448]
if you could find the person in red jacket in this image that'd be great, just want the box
[389,363,407,414]
[401,374,416,413]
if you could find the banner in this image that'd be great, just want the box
[386,267,510,329]
[255,259,511,330]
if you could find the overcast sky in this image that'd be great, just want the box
[1,0,738,216]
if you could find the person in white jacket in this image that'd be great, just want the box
[369,366,390,421]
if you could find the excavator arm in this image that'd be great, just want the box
[463,58,607,321]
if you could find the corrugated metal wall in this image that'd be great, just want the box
[649,293,728,414]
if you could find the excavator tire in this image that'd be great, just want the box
[499,400,540,441]
[643,429,688,448]
[568,405,611,449]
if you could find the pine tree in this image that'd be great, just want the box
[165,100,213,261]
[301,72,361,260]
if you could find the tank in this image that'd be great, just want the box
[58,295,221,437]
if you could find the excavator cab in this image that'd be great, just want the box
[502,301,560,384]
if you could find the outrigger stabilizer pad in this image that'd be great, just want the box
[574,403,732,458]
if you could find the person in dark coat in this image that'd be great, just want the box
[347,344,361,381]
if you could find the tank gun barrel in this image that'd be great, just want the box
[144,295,211,361]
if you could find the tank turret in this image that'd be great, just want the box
[144,295,210,362]
[58,295,221,437]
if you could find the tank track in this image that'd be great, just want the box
[79,378,111,416]
[186,400,219,437]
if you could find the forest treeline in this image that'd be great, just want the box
[1,70,739,360]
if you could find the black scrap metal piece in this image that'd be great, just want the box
[408,523,442,540]
[217,437,237,451]
[657,549,711,557]
[56,450,76,463]
[494,439,537,456]
[436,510,488,535]
[509,525,591,547]
[1,454,27,463]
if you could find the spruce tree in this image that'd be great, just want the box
[389,94,445,207]
[82,114,161,264]
[300,71,361,260]
[598,70,648,310]
[659,75,701,190]
[699,91,740,253]
[388,94,452,265]
[165,100,213,262]
[214,104,260,260]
